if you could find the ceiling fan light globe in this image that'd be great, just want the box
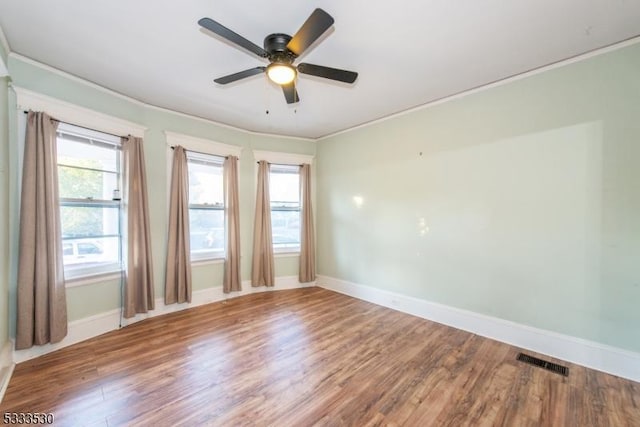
[267,64,296,85]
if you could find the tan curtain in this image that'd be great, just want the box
[223,156,242,293]
[251,160,274,287]
[16,111,67,350]
[122,136,155,318]
[299,164,316,283]
[165,146,191,304]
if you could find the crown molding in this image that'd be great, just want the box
[8,33,639,143]
[0,23,10,59]
[8,53,315,142]
[9,53,147,106]
[164,131,242,158]
[12,85,147,137]
[317,35,640,141]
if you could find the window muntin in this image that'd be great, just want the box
[269,164,300,252]
[187,152,225,260]
[57,123,122,278]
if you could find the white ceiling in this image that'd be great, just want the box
[1,1,639,139]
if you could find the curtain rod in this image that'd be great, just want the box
[256,161,304,166]
[22,110,127,139]
[169,145,229,159]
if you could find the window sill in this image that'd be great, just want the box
[191,257,225,266]
[274,251,300,258]
[65,270,123,288]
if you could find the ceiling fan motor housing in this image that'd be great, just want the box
[264,33,296,63]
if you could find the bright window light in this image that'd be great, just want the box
[57,123,122,279]
[270,164,301,252]
[186,152,225,261]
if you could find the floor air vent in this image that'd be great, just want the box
[516,353,569,377]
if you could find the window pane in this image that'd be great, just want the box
[63,236,120,271]
[270,170,299,205]
[187,154,225,260]
[269,166,300,250]
[188,162,223,206]
[58,165,117,200]
[57,124,122,277]
[60,205,120,238]
[58,136,118,172]
[63,242,73,256]
[78,241,102,254]
[271,210,300,248]
[189,208,224,254]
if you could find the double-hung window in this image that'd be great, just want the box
[57,123,122,279]
[269,164,300,252]
[187,151,225,261]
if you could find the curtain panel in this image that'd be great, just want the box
[223,156,242,293]
[299,163,316,283]
[251,160,274,287]
[16,111,68,349]
[165,146,192,304]
[122,136,155,318]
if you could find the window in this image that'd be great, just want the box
[57,123,122,278]
[187,151,225,260]
[270,164,300,252]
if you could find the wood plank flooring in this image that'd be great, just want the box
[1,287,638,426]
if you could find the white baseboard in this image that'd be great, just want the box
[13,276,313,364]
[317,275,640,383]
[0,340,15,404]
[0,340,12,368]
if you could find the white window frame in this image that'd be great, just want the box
[186,151,225,261]
[252,150,314,255]
[165,131,242,264]
[14,87,147,285]
[13,86,147,137]
[57,124,123,279]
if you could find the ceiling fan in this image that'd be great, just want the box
[198,8,358,104]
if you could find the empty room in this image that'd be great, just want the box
[0,1,639,425]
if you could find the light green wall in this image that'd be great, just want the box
[316,43,640,353]
[0,37,8,66]
[0,26,8,353]
[6,56,315,328]
[0,75,9,351]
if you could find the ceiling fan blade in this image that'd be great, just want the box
[198,17,268,58]
[214,67,265,84]
[286,8,334,57]
[297,63,358,83]
[282,83,300,104]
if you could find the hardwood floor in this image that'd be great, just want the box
[1,287,638,426]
